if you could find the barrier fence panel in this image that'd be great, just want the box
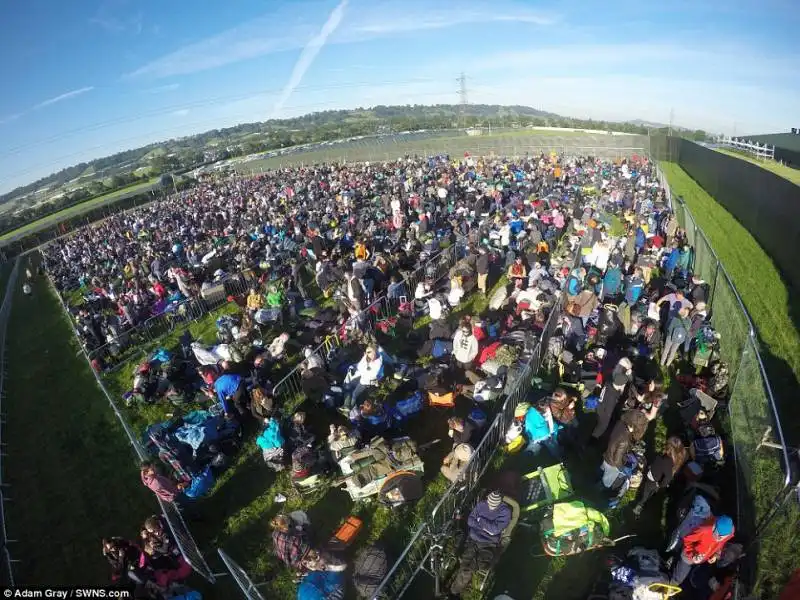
[372,232,575,600]
[0,258,21,585]
[158,499,216,583]
[217,549,267,600]
[46,269,217,584]
[662,187,793,596]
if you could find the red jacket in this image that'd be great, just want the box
[682,519,733,563]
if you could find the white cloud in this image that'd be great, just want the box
[270,0,348,118]
[145,83,180,94]
[171,109,190,117]
[125,0,558,79]
[0,113,23,126]
[347,7,556,36]
[33,86,95,110]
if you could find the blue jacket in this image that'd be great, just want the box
[602,267,623,296]
[297,571,345,600]
[524,407,561,443]
[665,248,680,273]
[214,374,242,413]
[467,500,512,545]
[624,275,645,304]
[635,228,646,250]
[256,419,284,451]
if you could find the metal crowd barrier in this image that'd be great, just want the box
[370,238,577,599]
[44,267,218,584]
[216,549,267,600]
[654,164,793,594]
[272,242,463,410]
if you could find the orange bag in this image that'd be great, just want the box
[329,516,363,550]
[428,391,456,408]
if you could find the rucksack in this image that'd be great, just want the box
[353,545,390,599]
[693,435,723,464]
[391,391,424,424]
[431,339,453,359]
[670,324,688,345]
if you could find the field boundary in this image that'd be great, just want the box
[0,257,21,585]
[41,254,217,584]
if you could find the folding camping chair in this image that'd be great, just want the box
[519,463,574,518]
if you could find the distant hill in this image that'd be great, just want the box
[0,103,708,219]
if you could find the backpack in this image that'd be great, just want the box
[670,324,688,345]
[693,435,724,464]
[391,391,424,424]
[353,545,390,599]
[431,339,453,359]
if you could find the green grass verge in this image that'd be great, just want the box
[661,161,800,597]
[0,178,159,244]
[3,263,155,585]
[237,132,645,174]
[714,148,800,187]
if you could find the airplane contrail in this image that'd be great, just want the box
[270,0,348,118]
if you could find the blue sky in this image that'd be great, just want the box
[1,0,798,193]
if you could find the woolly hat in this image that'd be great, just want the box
[454,444,473,462]
[486,491,503,510]
[714,515,734,537]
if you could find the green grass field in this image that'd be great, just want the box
[90,272,508,599]
[0,178,159,245]
[3,259,155,585]
[661,162,800,597]
[237,131,647,175]
[714,147,800,187]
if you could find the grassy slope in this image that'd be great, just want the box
[238,131,643,175]
[660,162,800,422]
[3,265,154,585]
[661,162,800,597]
[715,148,800,187]
[0,178,158,244]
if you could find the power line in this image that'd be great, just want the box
[0,77,441,159]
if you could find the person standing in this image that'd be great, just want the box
[476,248,490,296]
[632,436,688,517]
[661,307,691,368]
[671,515,735,585]
[591,371,629,440]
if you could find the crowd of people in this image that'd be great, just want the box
[41,151,747,599]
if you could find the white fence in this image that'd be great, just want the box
[719,136,776,160]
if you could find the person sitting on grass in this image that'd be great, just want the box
[257,416,286,471]
[440,443,474,483]
[523,399,562,459]
[342,346,384,410]
[270,513,311,572]
[102,537,148,585]
[140,461,185,504]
